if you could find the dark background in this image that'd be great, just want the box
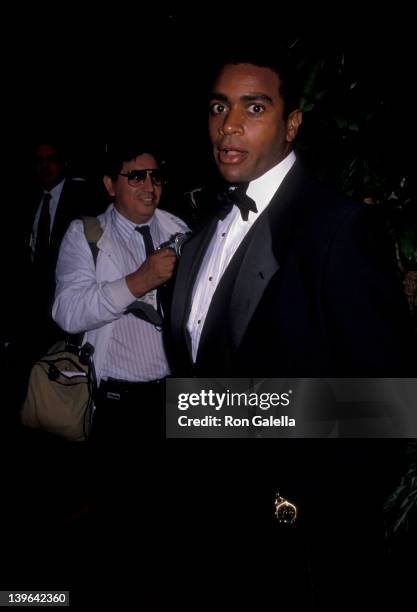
[2,10,414,192]
[0,9,415,608]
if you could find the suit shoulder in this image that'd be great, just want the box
[62,177,89,193]
[290,174,388,266]
[301,177,368,233]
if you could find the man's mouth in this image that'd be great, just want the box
[217,147,248,164]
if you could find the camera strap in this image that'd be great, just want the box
[65,216,103,350]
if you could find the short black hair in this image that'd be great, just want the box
[208,46,301,120]
[104,142,164,181]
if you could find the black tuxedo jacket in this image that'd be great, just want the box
[171,161,412,378]
[167,162,412,606]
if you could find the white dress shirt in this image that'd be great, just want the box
[100,208,169,381]
[187,152,296,362]
[53,204,189,383]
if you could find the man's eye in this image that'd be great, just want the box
[248,103,265,114]
[210,102,225,115]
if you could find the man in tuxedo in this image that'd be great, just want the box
[168,52,412,607]
[171,58,410,378]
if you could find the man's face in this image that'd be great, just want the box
[36,144,65,190]
[104,153,162,225]
[209,63,302,183]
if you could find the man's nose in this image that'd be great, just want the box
[219,108,244,136]
[142,173,156,190]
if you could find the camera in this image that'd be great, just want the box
[157,231,193,258]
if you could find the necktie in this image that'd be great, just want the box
[34,192,52,263]
[135,225,155,257]
[216,183,258,221]
[125,225,163,326]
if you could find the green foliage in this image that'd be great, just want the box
[385,441,417,536]
[286,36,417,270]
[399,227,417,266]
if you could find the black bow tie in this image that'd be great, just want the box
[216,183,258,221]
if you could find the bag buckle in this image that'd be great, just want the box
[79,342,95,365]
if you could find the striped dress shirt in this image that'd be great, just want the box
[100,208,170,382]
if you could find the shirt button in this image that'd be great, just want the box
[208,276,213,281]
[222,232,226,237]
[197,319,201,324]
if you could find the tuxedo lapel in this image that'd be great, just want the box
[229,213,279,348]
[200,161,308,354]
[171,216,218,353]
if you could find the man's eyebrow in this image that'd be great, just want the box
[240,93,273,104]
[209,92,273,104]
[209,92,228,102]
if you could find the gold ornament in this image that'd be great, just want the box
[274,493,297,524]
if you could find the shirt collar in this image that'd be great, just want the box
[112,207,156,239]
[246,151,296,214]
[45,177,65,201]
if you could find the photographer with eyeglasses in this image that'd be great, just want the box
[52,143,190,442]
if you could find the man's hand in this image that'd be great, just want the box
[126,249,177,297]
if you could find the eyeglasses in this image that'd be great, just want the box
[118,169,163,187]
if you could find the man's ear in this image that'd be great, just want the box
[103,175,115,197]
[286,110,303,142]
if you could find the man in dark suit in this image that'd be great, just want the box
[171,58,410,378]
[26,142,103,354]
[168,53,412,608]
